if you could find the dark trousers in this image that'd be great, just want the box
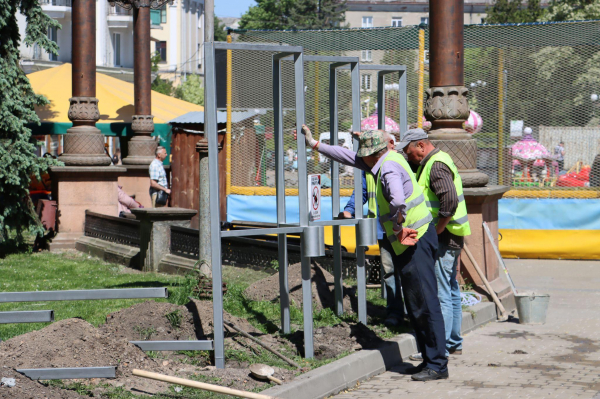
[391,223,448,373]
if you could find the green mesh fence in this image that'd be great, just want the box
[227,21,600,197]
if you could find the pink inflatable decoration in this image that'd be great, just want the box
[463,110,483,134]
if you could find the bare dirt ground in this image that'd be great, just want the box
[0,265,388,397]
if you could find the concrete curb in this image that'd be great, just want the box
[461,301,498,335]
[262,334,418,399]
[263,302,498,399]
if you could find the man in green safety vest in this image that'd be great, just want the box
[298,125,449,381]
[399,128,471,360]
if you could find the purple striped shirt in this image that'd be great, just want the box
[316,143,414,230]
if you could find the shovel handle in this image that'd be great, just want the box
[132,369,277,399]
[267,375,283,385]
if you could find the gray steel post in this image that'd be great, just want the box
[329,65,343,316]
[130,340,214,351]
[204,42,225,369]
[273,55,290,334]
[352,62,367,325]
[17,367,116,380]
[294,52,313,359]
[398,70,408,136]
[0,288,168,303]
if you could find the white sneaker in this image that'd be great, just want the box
[409,353,423,361]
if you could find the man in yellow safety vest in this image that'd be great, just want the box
[298,125,449,381]
[400,128,471,360]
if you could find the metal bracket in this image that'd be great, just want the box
[17,367,116,380]
[130,340,214,351]
[0,288,168,303]
[0,310,54,324]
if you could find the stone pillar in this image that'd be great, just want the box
[426,0,514,310]
[131,208,197,272]
[60,0,110,167]
[122,1,157,165]
[426,0,488,188]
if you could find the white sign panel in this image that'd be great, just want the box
[510,120,524,137]
[308,174,321,221]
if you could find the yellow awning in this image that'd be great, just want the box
[29,63,203,124]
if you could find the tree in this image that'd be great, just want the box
[0,0,61,252]
[541,0,600,21]
[176,74,204,106]
[151,75,177,96]
[214,16,228,42]
[239,0,347,30]
[485,0,544,23]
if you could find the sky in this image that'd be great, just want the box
[215,0,256,18]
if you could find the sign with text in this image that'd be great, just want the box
[308,174,321,221]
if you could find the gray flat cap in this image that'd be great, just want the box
[397,128,428,150]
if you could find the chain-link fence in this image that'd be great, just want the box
[227,21,600,198]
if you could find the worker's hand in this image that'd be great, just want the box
[393,227,418,246]
[165,188,171,195]
[294,124,319,149]
[338,211,353,219]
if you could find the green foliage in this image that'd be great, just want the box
[151,50,162,73]
[151,75,177,96]
[541,0,600,21]
[176,74,204,106]
[485,0,544,23]
[165,309,182,329]
[133,325,157,340]
[214,16,228,42]
[0,0,62,252]
[239,0,348,30]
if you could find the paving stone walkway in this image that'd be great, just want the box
[334,259,600,399]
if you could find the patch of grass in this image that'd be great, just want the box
[166,309,182,329]
[133,325,157,340]
[0,251,185,341]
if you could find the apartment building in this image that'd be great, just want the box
[17,0,204,83]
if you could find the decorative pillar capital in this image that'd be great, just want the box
[424,86,470,130]
[131,114,155,135]
[68,97,100,124]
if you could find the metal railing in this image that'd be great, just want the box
[84,210,141,247]
[39,0,72,6]
[109,6,133,16]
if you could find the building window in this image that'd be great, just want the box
[48,26,58,61]
[361,74,372,91]
[361,50,372,62]
[421,17,429,25]
[362,16,373,28]
[161,5,167,23]
[113,33,121,66]
[156,41,167,62]
[391,17,402,27]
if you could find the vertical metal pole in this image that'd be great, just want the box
[377,73,386,131]
[399,70,408,137]
[417,28,426,128]
[330,66,343,316]
[226,34,232,196]
[498,49,505,186]
[274,56,290,334]
[204,43,224,369]
[352,62,367,325]
[376,72,387,300]
[295,53,313,359]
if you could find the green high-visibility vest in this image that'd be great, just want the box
[373,152,433,256]
[416,150,471,237]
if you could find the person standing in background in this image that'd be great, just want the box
[554,141,565,171]
[149,146,170,207]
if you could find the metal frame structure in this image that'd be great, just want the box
[0,311,54,324]
[204,43,380,368]
[0,288,168,303]
[17,367,116,380]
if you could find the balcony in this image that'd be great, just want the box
[108,6,133,28]
[39,0,71,18]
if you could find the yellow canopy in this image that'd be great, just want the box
[29,63,203,125]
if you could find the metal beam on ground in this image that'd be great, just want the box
[0,310,54,324]
[17,367,116,380]
[130,341,214,351]
[0,288,168,303]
